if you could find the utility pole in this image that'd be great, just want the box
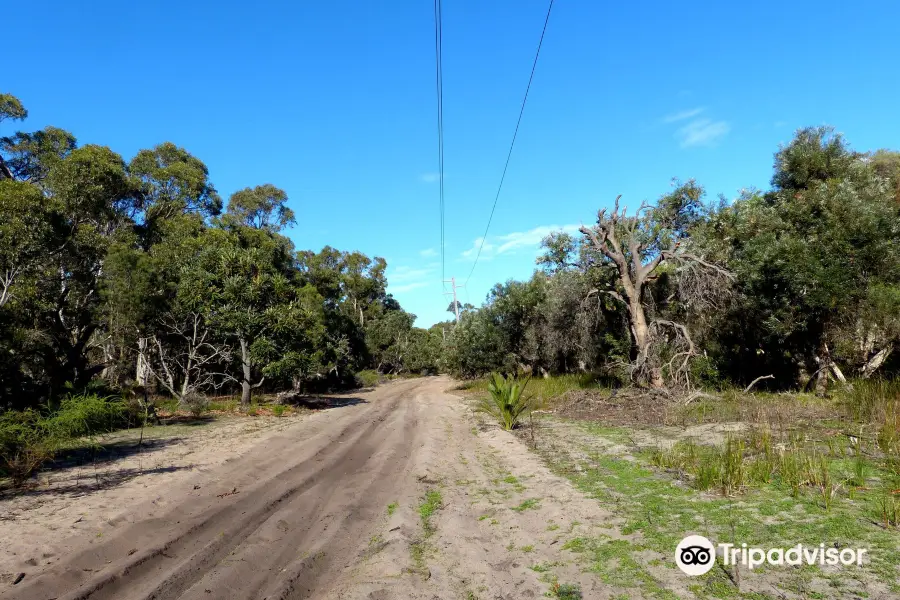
[443,277,463,323]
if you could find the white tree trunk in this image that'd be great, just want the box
[861,344,893,378]
[136,336,150,387]
[240,336,252,407]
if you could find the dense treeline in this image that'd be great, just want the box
[0,93,441,413]
[443,127,900,393]
[3,87,899,417]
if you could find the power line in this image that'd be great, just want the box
[464,0,555,286]
[433,0,446,286]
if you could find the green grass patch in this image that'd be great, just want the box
[387,502,398,516]
[462,374,607,410]
[548,580,584,599]
[512,498,540,512]
[419,489,443,535]
[536,418,900,598]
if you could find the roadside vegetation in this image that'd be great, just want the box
[0,91,443,488]
[445,124,900,596]
[460,374,900,597]
[3,91,900,597]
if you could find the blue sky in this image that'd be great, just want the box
[6,1,900,327]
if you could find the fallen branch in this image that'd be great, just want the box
[743,375,774,393]
[682,390,718,405]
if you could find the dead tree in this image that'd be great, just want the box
[148,311,235,403]
[580,195,733,389]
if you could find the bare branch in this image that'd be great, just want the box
[743,375,775,393]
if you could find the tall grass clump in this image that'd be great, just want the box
[46,393,130,439]
[844,379,900,423]
[478,372,533,431]
[0,393,129,487]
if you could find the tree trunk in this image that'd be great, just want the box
[814,341,830,397]
[239,336,252,407]
[630,299,664,388]
[861,344,893,378]
[136,336,150,388]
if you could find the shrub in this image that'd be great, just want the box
[355,369,381,388]
[46,393,129,439]
[0,409,52,486]
[180,391,209,417]
[1,394,130,487]
[478,372,532,431]
[272,404,286,417]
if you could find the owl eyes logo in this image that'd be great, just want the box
[680,545,712,566]
[676,535,716,575]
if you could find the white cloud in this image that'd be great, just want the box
[389,282,429,293]
[419,247,437,258]
[419,172,440,183]
[389,265,433,282]
[460,224,580,260]
[676,118,730,148]
[461,237,495,259]
[662,107,705,123]
[494,224,580,254]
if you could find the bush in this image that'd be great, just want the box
[46,393,130,439]
[0,409,52,486]
[478,372,533,431]
[355,369,380,388]
[180,391,209,417]
[1,393,130,487]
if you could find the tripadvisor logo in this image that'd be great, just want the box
[676,535,716,576]
[676,535,869,576]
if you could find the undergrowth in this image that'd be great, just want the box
[0,393,134,486]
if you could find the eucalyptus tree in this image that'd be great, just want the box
[578,181,732,388]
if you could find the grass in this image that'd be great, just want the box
[387,502,398,516]
[512,498,540,512]
[418,489,443,535]
[533,415,900,598]
[548,581,583,599]
[410,489,443,573]
[1,393,138,486]
[459,373,605,410]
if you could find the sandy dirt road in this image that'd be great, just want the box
[5,378,619,600]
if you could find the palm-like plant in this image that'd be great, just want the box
[478,372,532,430]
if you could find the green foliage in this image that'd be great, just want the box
[45,394,129,439]
[224,184,294,232]
[512,498,540,512]
[844,379,900,422]
[0,93,28,123]
[478,373,533,431]
[0,393,131,486]
[419,489,442,535]
[355,369,381,387]
[3,87,900,434]
[549,582,583,600]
